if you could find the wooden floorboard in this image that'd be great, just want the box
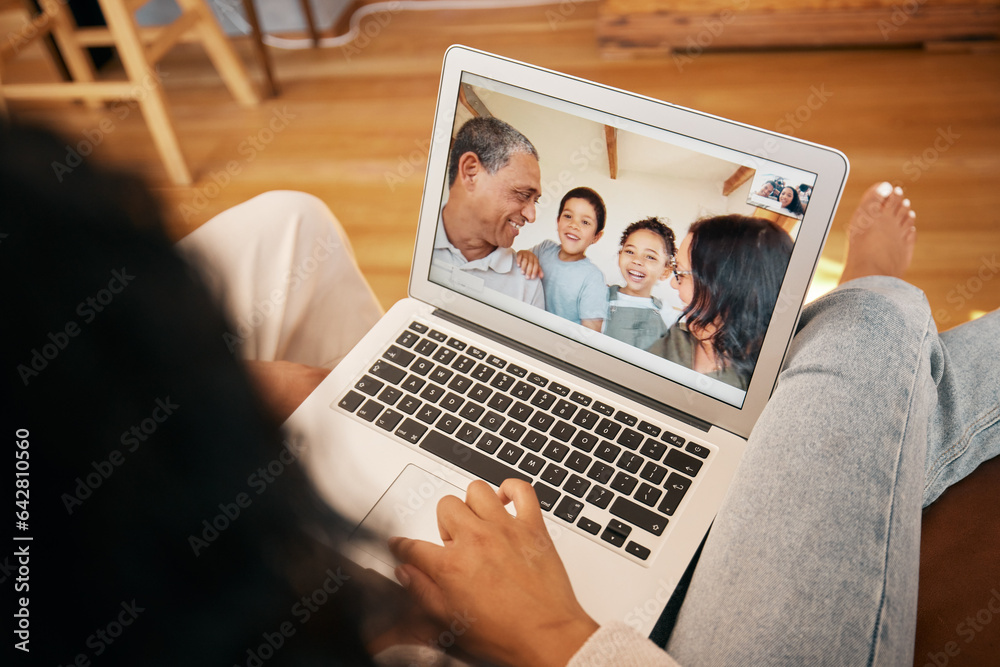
[5,1,999,328]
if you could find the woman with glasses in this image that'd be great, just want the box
[645,215,793,390]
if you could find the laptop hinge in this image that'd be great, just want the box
[433,309,712,433]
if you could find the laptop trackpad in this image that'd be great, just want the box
[352,464,466,570]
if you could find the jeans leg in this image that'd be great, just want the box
[666,277,942,666]
[177,191,383,368]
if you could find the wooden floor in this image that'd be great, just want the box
[5,1,999,329]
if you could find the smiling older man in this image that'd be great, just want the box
[431,117,545,308]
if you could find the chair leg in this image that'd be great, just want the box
[39,0,102,108]
[239,0,278,97]
[175,0,260,107]
[96,0,192,185]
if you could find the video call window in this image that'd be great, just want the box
[430,74,817,408]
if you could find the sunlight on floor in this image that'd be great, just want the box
[805,256,845,304]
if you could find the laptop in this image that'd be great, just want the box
[285,45,848,636]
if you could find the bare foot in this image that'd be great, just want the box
[838,181,917,285]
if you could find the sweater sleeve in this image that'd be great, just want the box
[567,623,682,667]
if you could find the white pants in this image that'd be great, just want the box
[177,191,383,368]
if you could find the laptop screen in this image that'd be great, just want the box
[427,72,818,410]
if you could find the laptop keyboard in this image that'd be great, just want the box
[334,320,712,563]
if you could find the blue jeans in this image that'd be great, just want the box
[665,277,1000,666]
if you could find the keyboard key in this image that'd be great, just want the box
[430,366,453,384]
[601,520,631,547]
[565,451,592,473]
[617,452,643,473]
[498,443,524,465]
[595,418,621,439]
[550,421,577,443]
[487,394,513,412]
[549,382,570,397]
[563,474,591,498]
[593,401,615,417]
[639,461,667,485]
[376,409,403,432]
[356,400,382,422]
[508,402,533,423]
[377,386,402,406]
[415,339,438,356]
[436,414,460,434]
[625,541,651,560]
[570,391,592,406]
[530,390,557,410]
[664,449,703,477]
[662,431,685,447]
[572,409,599,430]
[402,375,425,394]
[587,461,614,485]
[383,345,415,366]
[611,471,638,495]
[459,402,485,422]
[476,433,503,455]
[452,355,476,374]
[408,321,428,333]
[571,431,598,453]
[638,420,661,437]
[416,405,441,424]
[448,376,473,394]
[398,395,421,415]
[355,375,383,396]
[542,442,569,462]
[553,399,576,419]
[490,373,515,391]
[634,482,662,507]
[555,497,584,523]
[440,392,464,412]
[432,347,457,365]
[512,381,535,401]
[338,390,365,412]
[446,337,466,351]
[522,430,547,452]
[595,441,621,463]
[467,347,488,360]
[541,463,568,487]
[658,473,692,516]
[586,486,613,509]
[420,432,531,487]
[486,354,505,368]
[617,428,644,450]
[500,422,526,442]
[455,423,482,444]
[528,412,555,431]
[686,442,710,459]
[610,496,668,536]
[527,372,548,387]
[394,418,427,444]
[533,482,560,511]
[468,383,492,403]
[480,411,505,432]
[419,383,445,403]
[640,438,667,461]
[410,358,434,376]
[427,329,448,342]
[578,517,601,535]
[471,364,495,382]
[396,330,419,348]
[519,453,545,476]
[507,364,527,377]
[614,410,638,427]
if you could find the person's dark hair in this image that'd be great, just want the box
[1,122,392,665]
[684,215,793,383]
[558,186,607,234]
[447,116,538,187]
[618,217,676,258]
[779,186,805,216]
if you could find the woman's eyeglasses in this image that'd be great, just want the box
[670,257,692,283]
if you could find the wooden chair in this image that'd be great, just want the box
[0,0,262,185]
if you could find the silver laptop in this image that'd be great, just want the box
[286,45,848,636]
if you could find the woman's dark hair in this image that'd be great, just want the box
[559,186,607,233]
[1,122,388,665]
[619,217,676,258]
[780,186,805,216]
[684,215,793,384]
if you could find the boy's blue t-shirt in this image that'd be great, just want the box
[533,239,608,323]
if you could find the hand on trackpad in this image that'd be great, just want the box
[352,465,465,569]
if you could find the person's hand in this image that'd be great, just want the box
[388,479,599,667]
[516,249,543,280]
[244,360,329,422]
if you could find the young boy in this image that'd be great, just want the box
[605,217,677,349]
[516,187,608,332]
